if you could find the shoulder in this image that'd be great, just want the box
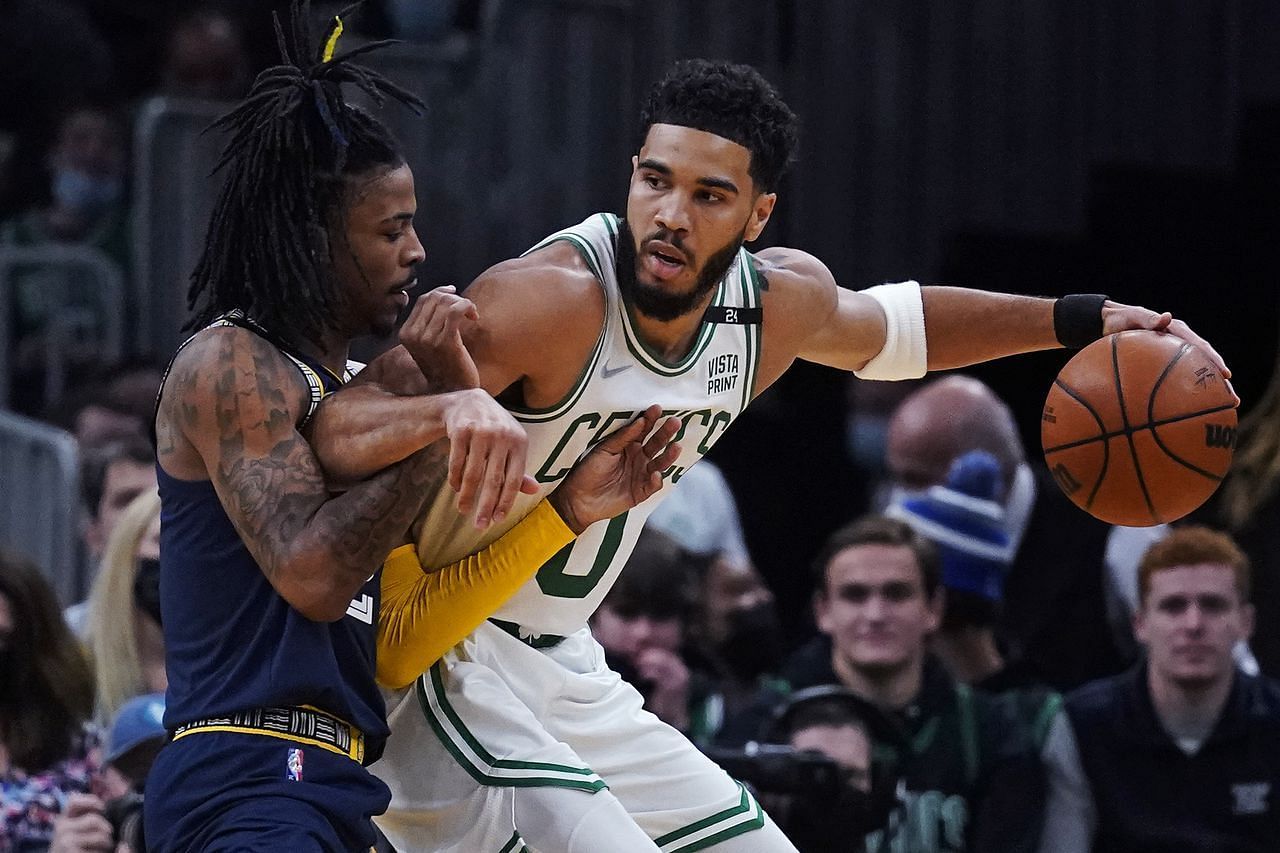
[466,241,605,315]
[752,246,839,314]
[1241,672,1280,717]
[159,325,310,430]
[461,242,606,359]
[1063,671,1130,720]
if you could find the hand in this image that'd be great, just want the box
[1101,300,1238,402]
[550,405,682,533]
[50,793,113,853]
[441,388,537,528]
[399,286,481,393]
[636,647,692,730]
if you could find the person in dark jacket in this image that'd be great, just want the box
[1038,526,1280,853]
[786,515,1054,853]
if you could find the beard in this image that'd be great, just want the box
[616,219,745,321]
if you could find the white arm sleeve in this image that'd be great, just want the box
[852,281,928,381]
[1037,711,1098,853]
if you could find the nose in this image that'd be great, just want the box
[654,197,691,235]
[862,593,888,621]
[1182,603,1207,633]
[404,226,426,266]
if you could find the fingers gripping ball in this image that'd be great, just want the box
[1041,330,1237,526]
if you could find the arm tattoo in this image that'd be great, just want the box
[183,330,444,601]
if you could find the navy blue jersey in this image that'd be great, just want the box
[156,314,389,761]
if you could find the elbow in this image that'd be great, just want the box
[275,556,362,623]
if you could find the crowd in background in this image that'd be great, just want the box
[3,2,1280,852]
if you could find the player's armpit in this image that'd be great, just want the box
[376,500,575,689]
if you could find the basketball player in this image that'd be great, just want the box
[311,60,1231,851]
[143,7,681,851]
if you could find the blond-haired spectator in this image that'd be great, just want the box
[84,490,164,723]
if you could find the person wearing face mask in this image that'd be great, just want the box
[1,102,132,413]
[82,490,165,724]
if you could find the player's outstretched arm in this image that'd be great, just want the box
[158,327,451,622]
[377,406,682,688]
[787,253,1230,381]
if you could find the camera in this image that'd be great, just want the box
[103,790,146,852]
[704,743,846,800]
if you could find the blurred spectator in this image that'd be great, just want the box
[0,0,114,217]
[788,515,1052,852]
[773,687,904,853]
[83,491,164,724]
[885,375,1121,691]
[1038,526,1280,852]
[692,551,789,747]
[1,102,131,414]
[64,435,157,636]
[44,362,161,450]
[589,529,716,739]
[158,9,252,102]
[888,450,1043,691]
[48,693,164,853]
[647,460,750,561]
[0,551,99,850]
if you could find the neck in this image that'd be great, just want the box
[931,627,1004,685]
[1147,665,1234,741]
[831,647,924,710]
[626,296,714,363]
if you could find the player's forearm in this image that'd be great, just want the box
[281,445,448,621]
[921,287,1060,370]
[376,500,575,687]
[308,385,454,484]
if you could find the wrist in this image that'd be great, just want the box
[548,488,588,535]
[1053,293,1109,348]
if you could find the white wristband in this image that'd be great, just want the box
[853,281,928,381]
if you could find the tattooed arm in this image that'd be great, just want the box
[156,326,503,621]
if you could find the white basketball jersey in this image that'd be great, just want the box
[412,213,762,636]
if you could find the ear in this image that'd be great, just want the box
[631,154,639,173]
[1133,605,1149,647]
[744,192,777,242]
[924,587,945,634]
[814,590,833,635]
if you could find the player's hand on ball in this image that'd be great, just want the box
[1101,299,1236,401]
[551,404,682,534]
[399,285,482,393]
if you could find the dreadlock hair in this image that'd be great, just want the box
[187,1,424,349]
[639,59,799,194]
[1220,342,1280,530]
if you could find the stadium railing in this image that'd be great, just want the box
[0,245,125,410]
[0,410,82,604]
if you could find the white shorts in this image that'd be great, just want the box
[372,620,782,852]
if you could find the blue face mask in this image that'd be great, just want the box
[52,168,122,216]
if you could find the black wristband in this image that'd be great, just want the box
[1053,294,1109,349]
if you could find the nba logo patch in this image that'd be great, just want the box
[286,748,304,782]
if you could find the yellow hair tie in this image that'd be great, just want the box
[322,16,344,63]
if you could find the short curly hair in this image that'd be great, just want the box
[639,59,799,194]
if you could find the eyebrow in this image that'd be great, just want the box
[637,158,740,195]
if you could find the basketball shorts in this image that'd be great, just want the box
[144,730,390,852]
[372,620,789,852]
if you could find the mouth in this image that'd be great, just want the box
[390,277,418,307]
[642,241,688,282]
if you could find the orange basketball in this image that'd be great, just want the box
[1041,330,1237,526]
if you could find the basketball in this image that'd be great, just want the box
[1041,330,1238,526]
